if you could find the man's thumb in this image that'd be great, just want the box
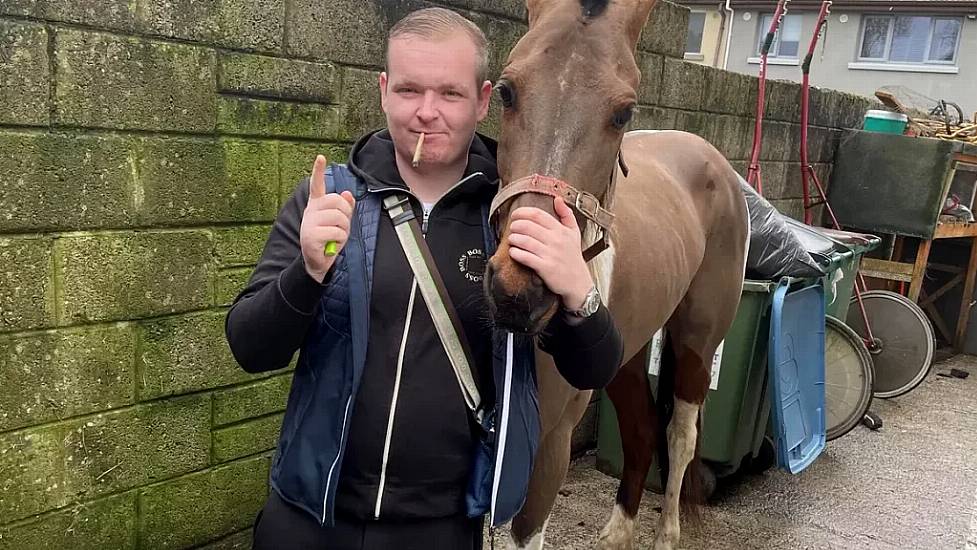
[340,190,356,207]
[554,197,577,228]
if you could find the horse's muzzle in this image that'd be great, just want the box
[484,258,558,334]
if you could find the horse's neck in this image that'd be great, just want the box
[582,158,624,301]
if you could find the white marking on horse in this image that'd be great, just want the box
[584,222,615,304]
[653,398,699,550]
[597,503,636,550]
[508,518,549,550]
[545,51,587,176]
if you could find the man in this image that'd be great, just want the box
[225,8,623,549]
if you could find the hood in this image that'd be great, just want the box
[347,129,499,197]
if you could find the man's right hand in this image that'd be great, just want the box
[301,155,356,283]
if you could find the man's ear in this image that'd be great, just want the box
[476,80,492,121]
[379,72,389,113]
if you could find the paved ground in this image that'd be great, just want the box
[489,354,977,549]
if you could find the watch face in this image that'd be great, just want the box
[585,288,601,315]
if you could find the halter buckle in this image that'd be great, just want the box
[574,192,602,223]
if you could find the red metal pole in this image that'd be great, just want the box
[797,1,879,348]
[747,0,790,195]
[800,1,831,224]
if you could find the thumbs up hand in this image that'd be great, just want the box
[300,155,356,283]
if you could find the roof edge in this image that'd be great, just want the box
[678,0,977,12]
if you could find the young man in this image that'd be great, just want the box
[225,8,623,549]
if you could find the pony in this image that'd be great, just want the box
[484,1,750,548]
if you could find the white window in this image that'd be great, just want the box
[756,13,803,58]
[858,15,961,64]
[686,12,707,55]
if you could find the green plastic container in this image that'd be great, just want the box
[863,110,908,134]
[824,248,860,319]
[804,228,881,319]
[596,281,778,492]
[784,223,881,319]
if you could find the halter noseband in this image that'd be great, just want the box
[488,154,627,262]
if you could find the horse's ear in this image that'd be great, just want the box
[622,0,658,49]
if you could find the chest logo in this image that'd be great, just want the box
[458,248,486,284]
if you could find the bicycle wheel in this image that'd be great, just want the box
[847,290,934,398]
[824,316,874,440]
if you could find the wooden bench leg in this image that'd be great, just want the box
[908,239,932,302]
[890,236,905,293]
[954,237,977,352]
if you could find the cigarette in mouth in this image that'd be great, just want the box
[412,133,425,168]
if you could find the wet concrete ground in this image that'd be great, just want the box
[489,354,977,549]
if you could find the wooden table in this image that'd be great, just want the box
[860,222,977,350]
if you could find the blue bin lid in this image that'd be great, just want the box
[768,280,826,474]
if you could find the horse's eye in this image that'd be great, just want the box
[612,106,634,129]
[496,80,516,109]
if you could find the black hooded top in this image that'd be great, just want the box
[225,129,623,521]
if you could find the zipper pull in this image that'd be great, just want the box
[422,208,430,234]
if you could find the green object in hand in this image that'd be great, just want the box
[324,241,338,256]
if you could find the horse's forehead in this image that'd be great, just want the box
[515,28,613,81]
[519,11,634,69]
[556,50,589,87]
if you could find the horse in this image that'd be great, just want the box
[483,1,750,549]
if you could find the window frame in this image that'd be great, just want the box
[755,12,804,59]
[856,14,962,65]
[685,11,707,55]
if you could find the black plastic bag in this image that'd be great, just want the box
[739,177,827,280]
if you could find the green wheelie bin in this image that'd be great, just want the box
[786,224,880,319]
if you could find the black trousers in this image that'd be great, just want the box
[252,491,484,550]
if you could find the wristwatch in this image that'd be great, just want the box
[565,286,601,318]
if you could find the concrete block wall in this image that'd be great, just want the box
[0,1,875,548]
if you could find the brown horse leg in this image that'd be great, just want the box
[596,343,654,550]
[509,354,590,549]
[653,253,745,550]
[507,400,585,549]
[652,341,709,550]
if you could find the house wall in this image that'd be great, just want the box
[724,9,977,115]
[685,7,726,66]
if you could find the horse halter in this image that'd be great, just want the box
[488,153,628,262]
